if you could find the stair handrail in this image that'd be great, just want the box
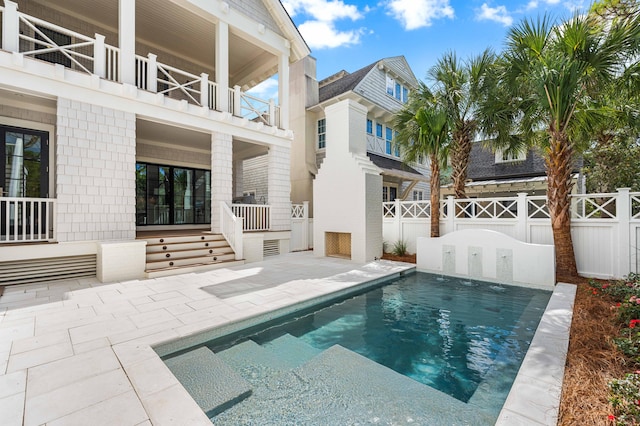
[220,201,243,260]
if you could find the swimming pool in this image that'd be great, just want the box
[163,272,551,425]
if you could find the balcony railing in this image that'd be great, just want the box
[1,6,281,127]
[231,204,271,231]
[1,197,56,243]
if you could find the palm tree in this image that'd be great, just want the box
[428,50,495,198]
[393,85,451,237]
[479,12,640,280]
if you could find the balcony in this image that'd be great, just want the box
[0,1,285,128]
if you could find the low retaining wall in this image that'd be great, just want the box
[417,229,555,289]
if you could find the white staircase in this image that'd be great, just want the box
[139,233,243,278]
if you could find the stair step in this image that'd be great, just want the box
[215,340,294,383]
[164,346,252,418]
[260,334,322,368]
[146,240,229,253]
[144,260,245,278]
[145,253,236,270]
[140,234,225,245]
[146,247,233,262]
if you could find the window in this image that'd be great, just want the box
[383,185,397,202]
[395,83,401,100]
[402,87,409,103]
[376,123,383,138]
[385,127,393,155]
[1,126,49,198]
[394,131,400,157]
[495,148,526,163]
[366,119,373,134]
[317,118,326,149]
[413,190,424,201]
[386,75,395,96]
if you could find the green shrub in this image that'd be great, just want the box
[392,240,408,257]
[614,331,640,364]
[609,373,640,425]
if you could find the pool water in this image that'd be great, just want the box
[243,272,551,403]
[165,272,552,424]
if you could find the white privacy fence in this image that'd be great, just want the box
[291,202,313,252]
[384,189,640,279]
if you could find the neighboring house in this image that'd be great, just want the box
[441,141,584,198]
[288,56,430,215]
[0,0,310,284]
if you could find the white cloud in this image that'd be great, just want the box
[385,0,454,31]
[298,21,363,49]
[247,78,279,101]
[477,3,513,27]
[282,0,365,49]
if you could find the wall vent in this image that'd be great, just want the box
[0,255,97,286]
[263,240,280,257]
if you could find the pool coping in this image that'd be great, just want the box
[0,253,574,425]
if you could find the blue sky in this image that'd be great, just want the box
[250,0,590,99]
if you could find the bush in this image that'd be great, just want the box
[609,373,640,425]
[392,240,408,257]
[614,331,640,364]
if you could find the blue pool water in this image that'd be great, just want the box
[165,272,552,424]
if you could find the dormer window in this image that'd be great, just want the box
[385,74,409,103]
[495,148,526,163]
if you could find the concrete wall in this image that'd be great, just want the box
[56,98,136,242]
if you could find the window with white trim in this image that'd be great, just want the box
[366,119,373,134]
[385,73,410,103]
[317,118,326,149]
[376,123,383,138]
[495,148,526,163]
[385,127,393,155]
[413,190,424,201]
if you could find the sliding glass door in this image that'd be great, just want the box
[136,162,210,226]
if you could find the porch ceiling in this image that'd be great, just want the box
[32,0,278,89]
[136,120,211,151]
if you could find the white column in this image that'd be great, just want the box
[147,53,157,92]
[233,158,244,198]
[2,1,19,53]
[446,196,455,234]
[278,52,290,129]
[94,34,106,78]
[617,188,631,278]
[211,132,233,233]
[119,0,136,85]
[516,192,528,243]
[215,21,230,112]
[268,145,291,231]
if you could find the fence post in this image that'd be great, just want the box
[200,73,209,108]
[302,201,309,250]
[2,1,19,53]
[94,34,106,78]
[394,198,402,243]
[617,188,631,277]
[516,192,528,243]
[446,196,455,234]
[147,53,157,93]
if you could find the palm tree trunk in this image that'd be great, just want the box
[450,124,474,198]
[546,132,579,281]
[430,153,441,237]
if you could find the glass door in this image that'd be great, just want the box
[146,165,171,225]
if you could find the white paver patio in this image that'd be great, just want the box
[0,252,414,425]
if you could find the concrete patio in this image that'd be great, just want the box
[0,251,573,425]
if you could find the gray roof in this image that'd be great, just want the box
[318,61,377,103]
[367,153,426,181]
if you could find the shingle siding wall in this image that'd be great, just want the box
[268,145,291,231]
[467,142,546,180]
[211,132,233,233]
[355,67,406,114]
[228,0,284,36]
[55,99,136,242]
[242,155,269,203]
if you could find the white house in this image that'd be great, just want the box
[0,0,310,284]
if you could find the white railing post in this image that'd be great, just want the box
[394,198,402,242]
[200,73,209,108]
[2,1,19,52]
[233,85,242,116]
[94,33,106,78]
[446,196,455,234]
[147,53,157,93]
[269,99,276,127]
[617,188,631,277]
[516,192,528,243]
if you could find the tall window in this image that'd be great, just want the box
[386,75,395,96]
[317,118,326,149]
[376,123,383,138]
[395,82,401,101]
[402,87,409,103]
[394,131,400,157]
[366,119,373,134]
[1,126,49,198]
[385,127,393,155]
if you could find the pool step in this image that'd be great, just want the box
[164,346,252,418]
[215,340,292,382]
[260,334,323,368]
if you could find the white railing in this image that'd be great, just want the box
[220,202,243,261]
[383,189,640,279]
[231,204,271,231]
[228,86,279,127]
[1,197,56,243]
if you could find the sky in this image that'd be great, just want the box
[249,0,591,99]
